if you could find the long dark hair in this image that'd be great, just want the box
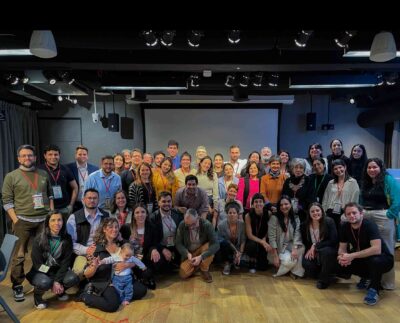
[330,138,344,156]
[93,217,119,246]
[276,195,296,232]
[130,203,151,239]
[307,142,323,161]
[349,144,368,164]
[332,159,350,183]
[110,190,130,214]
[37,211,69,253]
[362,157,387,191]
[305,202,327,242]
[197,156,214,180]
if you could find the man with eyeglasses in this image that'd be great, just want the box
[175,208,220,283]
[66,188,109,279]
[2,144,54,302]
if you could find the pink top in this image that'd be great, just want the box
[237,177,260,209]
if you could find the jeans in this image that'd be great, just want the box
[112,274,133,302]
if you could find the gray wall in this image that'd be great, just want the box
[38,97,143,166]
[280,95,385,160]
[37,94,385,167]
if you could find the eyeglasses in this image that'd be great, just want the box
[19,154,34,158]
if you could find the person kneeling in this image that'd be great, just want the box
[100,243,147,306]
[26,212,79,309]
[338,203,394,306]
[176,209,220,283]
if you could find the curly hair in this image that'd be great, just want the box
[93,217,119,246]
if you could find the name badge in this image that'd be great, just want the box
[104,198,112,210]
[291,198,299,213]
[167,236,175,247]
[78,185,85,200]
[38,264,50,273]
[32,193,44,209]
[333,202,342,214]
[52,185,63,199]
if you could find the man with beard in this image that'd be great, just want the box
[66,188,109,277]
[84,155,121,213]
[38,144,78,222]
[66,145,99,212]
[150,191,183,273]
[2,144,54,302]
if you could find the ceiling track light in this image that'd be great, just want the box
[385,72,398,85]
[334,30,357,48]
[189,74,200,87]
[188,30,204,48]
[6,74,19,85]
[57,95,63,102]
[294,30,313,48]
[228,30,241,44]
[349,96,356,104]
[376,73,384,86]
[43,71,58,85]
[225,74,236,87]
[252,72,263,87]
[160,30,176,47]
[268,73,279,87]
[142,30,158,47]
[60,71,75,85]
[239,73,250,87]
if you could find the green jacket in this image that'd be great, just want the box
[175,218,220,260]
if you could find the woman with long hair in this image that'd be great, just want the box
[27,212,79,309]
[213,153,225,178]
[110,190,132,226]
[268,196,304,278]
[326,138,350,175]
[278,149,291,177]
[81,217,147,312]
[197,156,219,209]
[360,158,400,290]
[174,151,197,188]
[218,163,239,200]
[348,144,368,186]
[322,159,359,231]
[240,151,266,177]
[300,203,338,289]
[304,143,328,176]
[152,157,179,202]
[129,162,158,213]
[237,161,261,213]
[244,193,271,273]
[308,157,333,204]
[113,153,125,176]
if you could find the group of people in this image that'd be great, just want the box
[2,138,399,312]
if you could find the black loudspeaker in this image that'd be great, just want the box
[306,112,316,131]
[108,113,119,132]
[121,117,134,139]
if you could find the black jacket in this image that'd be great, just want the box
[300,216,338,252]
[150,209,183,252]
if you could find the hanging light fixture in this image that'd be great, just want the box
[334,30,357,48]
[294,30,313,48]
[160,30,176,47]
[252,73,263,87]
[370,31,397,62]
[228,30,241,44]
[188,30,204,48]
[189,74,200,87]
[142,30,158,47]
[239,73,250,87]
[29,30,57,58]
[225,75,236,87]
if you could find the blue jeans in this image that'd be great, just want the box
[112,274,133,302]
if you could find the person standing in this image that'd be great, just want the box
[2,144,54,302]
[167,139,180,170]
[66,145,98,212]
[38,144,78,222]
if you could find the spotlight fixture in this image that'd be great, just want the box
[57,95,63,102]
[294,30,313,48]
[188,30,204,48]
[60,71,75,85]
[376,73,384,86]
[334,30,357,48]
[225,74,236,87]
[160,30,176,47]
[252,72,263,87]
[228,30,241,44]
[6,74,19,85]
[21,74,30,84]
[370,31,397,62]
[189,74,200,87]
[43,71,57,85]
[239,73,250,87]
[29,30,57,59]
[232,88,249,102]
[64,95,77,104]
[268,73,279,87]
[349,97,355,104]
[142,30,158,47]
[385,72,398,85]
[130,89,148,102]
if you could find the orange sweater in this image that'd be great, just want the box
[260,173,286,204]
[152,171,180,202]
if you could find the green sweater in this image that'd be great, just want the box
[2,168,53,218]
[175,218,220,260]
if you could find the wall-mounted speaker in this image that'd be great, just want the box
[121,117,134,139]
[108,113,119,132]
[306,112,316,131]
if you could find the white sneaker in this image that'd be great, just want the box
[249,268,256,274]
[222,263,231,275]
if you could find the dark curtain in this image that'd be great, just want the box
[0,101,40,239]
[391,121,400,169]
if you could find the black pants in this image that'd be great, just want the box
[302,246,337,284]
[219,240,236,263]
[326,209,341,234]
[84,281,147,312]
[339,254,394,291]
[27,270,79,295]
[244,240,268,269]
[149,246,181,274]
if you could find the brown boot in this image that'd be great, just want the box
[200,270,213,283]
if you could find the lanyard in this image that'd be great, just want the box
[314,174,326,194]
[45,164,61,184]
[143,182,153,201]
[336,181,344,198]
[350,221,362,251]
[102,177,112,193]
[118,210,128,226]
[162,215,175,233]
[78,167,88,182]
[49,237,61,256]
[20,170,39,191]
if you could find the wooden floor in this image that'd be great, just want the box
[2,262,400,323]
